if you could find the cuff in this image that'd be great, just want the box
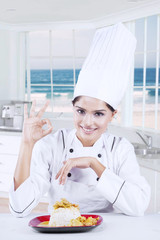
[96,168,125,204]
[9,178,36,217]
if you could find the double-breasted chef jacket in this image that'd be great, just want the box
[9,128,150,217]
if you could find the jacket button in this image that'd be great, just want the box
[98,153,102,158]
[67,173,72,177]
[69,148,74,153]
[96,177,99,181]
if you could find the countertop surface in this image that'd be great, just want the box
[138,157,160,172]
[0,213,160,240]
[0,130,22,136]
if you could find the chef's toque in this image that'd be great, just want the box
[73,22,136,110]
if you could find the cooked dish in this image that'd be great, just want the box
[38,198,99,227]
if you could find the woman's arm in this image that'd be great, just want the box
[55,138,150,216]
[9,137,54,217]
[14,100,53,190]
[14,141,34,190]
[55,156,106,185]
[96,140,151,216]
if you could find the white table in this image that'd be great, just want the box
[0,213,160,240]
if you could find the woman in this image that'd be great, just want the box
[9,23,150,217]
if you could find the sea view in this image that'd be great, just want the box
[25,68,160,129]
[27,68,160,94]
[27,68,160,104]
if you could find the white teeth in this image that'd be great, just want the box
[82,127,94,132]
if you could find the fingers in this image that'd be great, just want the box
[55,168,63,181]
[56,160,75,185]
[29,100,50,119]
[55,157,93,185]
[24,104,28,119]
[55,161,67,180]
[41,118,53,137]
[30,100,36,117]
[37,100,50,118]
[58,166,69,185]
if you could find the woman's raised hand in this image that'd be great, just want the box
[22,100,53,145]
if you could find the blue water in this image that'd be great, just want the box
[26,68,160,98]
[134,68,160,96]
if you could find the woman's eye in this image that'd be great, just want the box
[77,109,85,115]
[95,112,104,117]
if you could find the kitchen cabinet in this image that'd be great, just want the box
[156,171,160,212]
[0,134,21,195]
[140,165,160,214]
[0,135,21,155]
[140,166,156,213]
[0,155,18,192]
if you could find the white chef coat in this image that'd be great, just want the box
[9,128,150,217]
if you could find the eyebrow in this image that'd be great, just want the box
[75,105,107,112]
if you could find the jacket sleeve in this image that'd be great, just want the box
[9,134,55,217]
[96,138,151,216]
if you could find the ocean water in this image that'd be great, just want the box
[134,68,160,96]
[26,68,160,100]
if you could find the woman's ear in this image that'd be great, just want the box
[111,110,117,120]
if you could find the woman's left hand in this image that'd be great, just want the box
[55,157,96,185]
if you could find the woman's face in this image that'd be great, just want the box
[73,96,117,147]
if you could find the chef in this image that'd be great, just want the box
[9,23,150,218]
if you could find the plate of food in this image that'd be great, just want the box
[28,198,103,233]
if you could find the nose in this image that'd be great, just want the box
[83,113,93,126]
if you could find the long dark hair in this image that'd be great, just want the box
[72,96,115,113]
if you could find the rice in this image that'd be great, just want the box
[49,206,81,227]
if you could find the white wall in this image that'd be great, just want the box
[0,30,10,100]
[0,30,25,101]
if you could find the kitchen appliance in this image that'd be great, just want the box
[1,101,31,131]
[13,103,24,130]
[2,105,15,127]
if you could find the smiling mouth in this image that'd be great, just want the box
[80,126,97,134]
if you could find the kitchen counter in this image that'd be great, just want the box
[0,130,22,136]
[138,157,160,172]
[0,213,160,240]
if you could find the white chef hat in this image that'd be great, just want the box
[73,22,137,110]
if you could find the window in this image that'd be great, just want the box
[25,29,95,113]
[25,15,160,130]
[133,15,160,130]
